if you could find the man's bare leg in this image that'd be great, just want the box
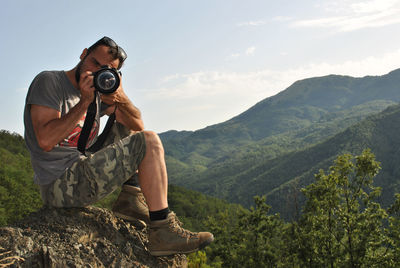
[112,130,167,224]
[136,130,214,256]
[137,131,168,211]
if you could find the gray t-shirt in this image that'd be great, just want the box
[24,71,103,185]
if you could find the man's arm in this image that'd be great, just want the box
[31,71,95,152]
[31,100,91,151]
[101,87,145,131]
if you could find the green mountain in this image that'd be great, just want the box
[262,105,400,218]
[160,69,400,217]
[214,105,400,219]
[0,131,42,225]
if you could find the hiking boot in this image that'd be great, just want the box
[148,212,214,256]
[112,185,150,224]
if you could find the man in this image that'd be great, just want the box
[23,36,214,256]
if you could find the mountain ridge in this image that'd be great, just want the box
[161,68,400,140]
[160,68,400,218]
[160,68,400,165]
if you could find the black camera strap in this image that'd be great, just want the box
[77,95,115,155]
[77,97,97,155]
[88,110,116,153]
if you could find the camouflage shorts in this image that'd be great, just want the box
[40,123,146,207]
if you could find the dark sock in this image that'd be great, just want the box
[124,174,140,187]
[149,207,170,221]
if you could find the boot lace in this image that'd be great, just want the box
[169,213,197,238]
[137,193,147,205]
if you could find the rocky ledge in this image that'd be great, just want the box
[0,206,187,267]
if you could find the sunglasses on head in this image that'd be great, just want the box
[89,36,127,68]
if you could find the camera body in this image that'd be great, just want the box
[93,66,121,94]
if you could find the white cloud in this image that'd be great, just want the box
[161,73,181,83]
[293,0,400,32]
[146,70,273,100]
[325,0,399,13]
[226,47,256,60]
[140,49,400,132]
[229,53,240,59]
[319,0,398,13]
[237,1,400,32]
[271,16,293,22]
[237,19,268,26]
[237,16,292,27]
[245,46,256,55]
[351,0,398,13]
[146,48,400,101]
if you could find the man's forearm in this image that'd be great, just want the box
[32,100,91,151]
[101,87,145,131]
[115,101,144,131]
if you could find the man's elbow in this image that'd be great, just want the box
[129,119,144,131]
[37,138,55,152]
[137,121,145,131]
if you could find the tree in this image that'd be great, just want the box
[0,148,42,226]
[387,193,400,265]
[205,196,285,267]
[235,196,284,267]
[297,149,392,267]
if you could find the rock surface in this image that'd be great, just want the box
[0,206,187,267]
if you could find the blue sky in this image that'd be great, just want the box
[2,0,400,135]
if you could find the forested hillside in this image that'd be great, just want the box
[161,69,400,162]
[198,104,400,219]
[263,104,400,218]
[0,131,41,225]
[160,69,400,218]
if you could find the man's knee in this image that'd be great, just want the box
[143,131,164,155]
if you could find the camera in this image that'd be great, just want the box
[93,66,121,94]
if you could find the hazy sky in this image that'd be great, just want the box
[2,0,400,135]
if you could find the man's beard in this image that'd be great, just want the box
[75,60,83,84]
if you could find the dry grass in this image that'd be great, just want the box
[0,246,24,267]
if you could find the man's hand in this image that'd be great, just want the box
[101,81,144,131]
[79,71,96,105]
[100,86,129,106]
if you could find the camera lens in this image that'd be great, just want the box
[97,71,116,90]
[93,67,120,94]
